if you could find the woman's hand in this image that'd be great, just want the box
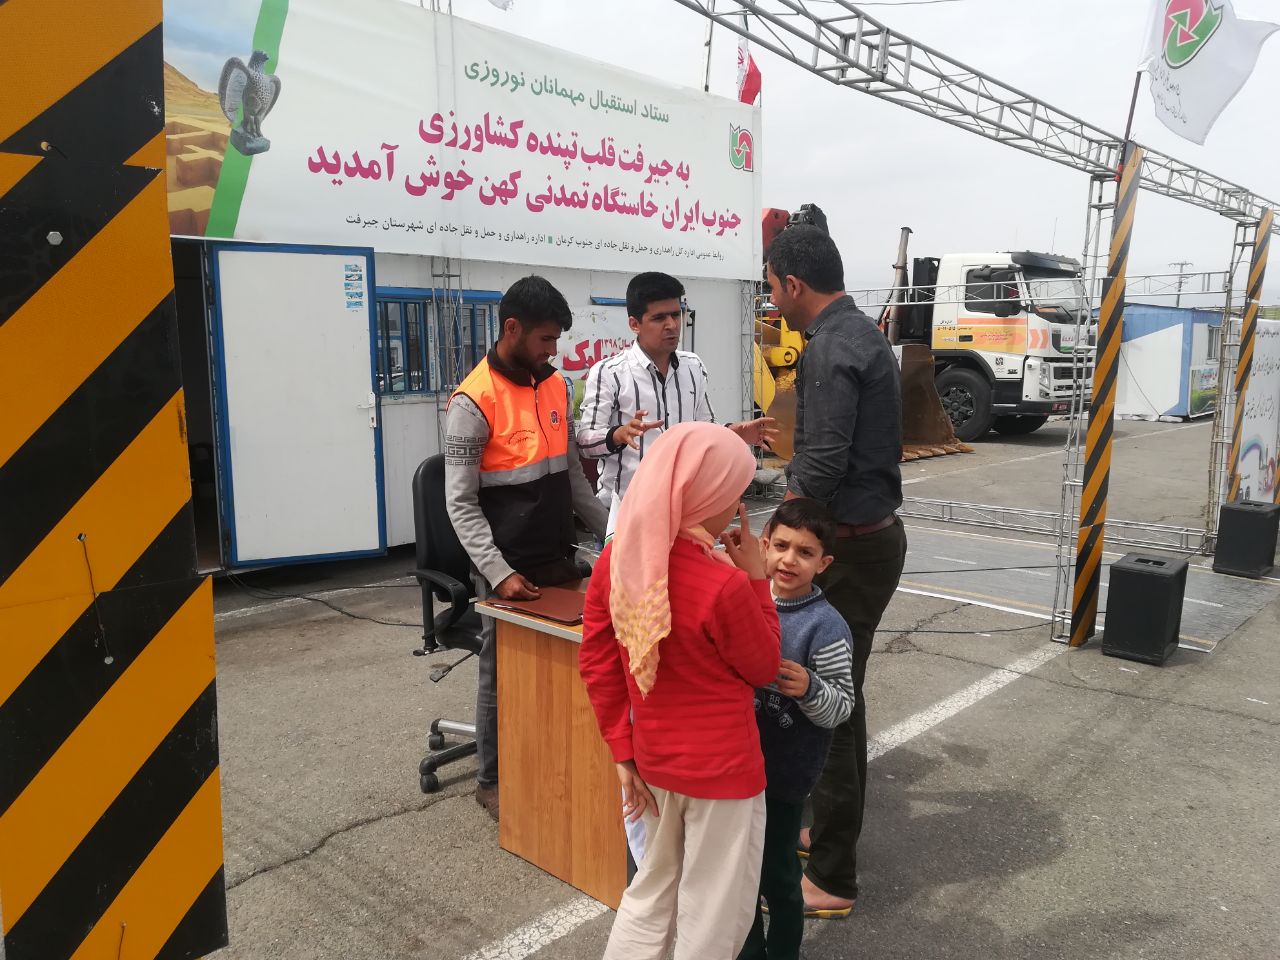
[616,760,659,823]
[720,504,768,581]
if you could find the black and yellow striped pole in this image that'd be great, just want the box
[1070,143,1144,647]
[1225,209,1275,503]
[0,2,227,958]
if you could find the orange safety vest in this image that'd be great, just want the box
[450,353,576,576]
[455,358,569,480]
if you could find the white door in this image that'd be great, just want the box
[210,244,384,565]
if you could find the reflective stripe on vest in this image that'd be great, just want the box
[451,358,570,482]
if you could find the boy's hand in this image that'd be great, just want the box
[616,760,658,823]
[777,659,811,698]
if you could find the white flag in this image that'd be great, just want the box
[486,0,515,9]
[1141,0,1280,144]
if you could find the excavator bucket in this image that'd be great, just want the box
[753,335,969,464]
[898,343,972,461]
[756,209,970,467]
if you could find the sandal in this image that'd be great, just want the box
[802,901,854,919]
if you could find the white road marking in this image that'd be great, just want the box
[932,556,977,565]
[897,584,1215,651]
[906,523,1280,583]
[1095,577,1220,608]
[903,422,1210,488]
[902,447,1063,485]
[459,896,610,960]
[894,585,1051,621]
[867,644,1065,761]
[214,577,414,622]
[1017,569,1052,578]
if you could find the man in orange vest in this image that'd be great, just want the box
[445,276,609,821]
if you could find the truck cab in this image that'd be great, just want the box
[903,251,1094,441]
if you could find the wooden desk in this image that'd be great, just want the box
[478,602,628,909]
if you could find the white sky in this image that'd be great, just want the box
[431,0,1280,305]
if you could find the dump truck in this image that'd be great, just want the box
[896,248,1095,441]
[755,206,1094,453]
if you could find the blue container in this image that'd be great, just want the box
[1115,303,1221,420]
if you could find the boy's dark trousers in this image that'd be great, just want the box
[805,516,907,902]
[738,797,805,960]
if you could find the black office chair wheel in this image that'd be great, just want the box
[420,772,441,794]
[427,732,446,751]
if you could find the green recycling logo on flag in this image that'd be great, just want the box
[1163,0,1222,67]
[1142,0,1280,144]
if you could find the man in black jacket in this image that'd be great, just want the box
[768,226,908,916]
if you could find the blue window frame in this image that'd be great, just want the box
[374,287,502,394]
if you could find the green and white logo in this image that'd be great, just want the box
[730,125,754,172]
[1163,0,1223,68]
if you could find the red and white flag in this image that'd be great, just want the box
[736,37,762,105]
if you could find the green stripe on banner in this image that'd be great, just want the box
[204,0,290,238]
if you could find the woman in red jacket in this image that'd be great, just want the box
[579,421,782,960]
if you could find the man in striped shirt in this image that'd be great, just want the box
[577,272,776,519]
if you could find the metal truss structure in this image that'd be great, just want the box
[839,272,1232,315]
[669,0,1280,228]
[1205,223,1261,542]
[675,0,1276,641]
[1051,175,1115,641]
[899,498,1208,554]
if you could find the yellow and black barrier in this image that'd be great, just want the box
[1071,145,1144,647]
[1226,208,1275,503]
[0,2,227,957]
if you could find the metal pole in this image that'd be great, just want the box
[883,227,913,345]
[1071,143,1144,647]
[1169,260,1193,307]
[702,0,717,93]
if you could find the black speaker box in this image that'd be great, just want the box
[1213,500,1280,579]
[1101,554,1189,666]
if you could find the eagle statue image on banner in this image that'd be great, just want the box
[219,50,282,156]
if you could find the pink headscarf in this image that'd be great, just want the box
[609,421,757,697]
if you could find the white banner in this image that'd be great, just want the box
[1141,0,1280,145]
[1235,319,1280,502]
[1233,321,1280,504]
[163,0,762,280]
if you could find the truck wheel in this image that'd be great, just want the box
[936,368,995,442]
[993,415,1048,436]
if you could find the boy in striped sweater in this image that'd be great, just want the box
[739,499,855,960]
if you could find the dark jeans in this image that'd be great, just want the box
[739,797,805,960]
[474,557,581,787]
[803,516,907,901]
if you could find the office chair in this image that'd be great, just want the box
[410,454,596,793]
[411,454,483,794]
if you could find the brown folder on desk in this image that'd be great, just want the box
[486,585,586,625]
